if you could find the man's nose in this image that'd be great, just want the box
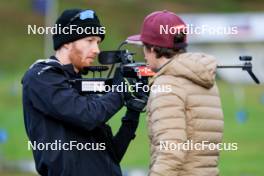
[92,44,100,55]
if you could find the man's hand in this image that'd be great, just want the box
[112,67,149,112]
[124,78,149,112]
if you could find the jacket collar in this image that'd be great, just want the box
[50,56,82,78]
[149,55,179,86]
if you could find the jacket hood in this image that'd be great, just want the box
[151,52,217,89]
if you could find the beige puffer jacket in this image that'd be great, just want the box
[147,53,224,176]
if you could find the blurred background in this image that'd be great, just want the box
[0,0,264,175]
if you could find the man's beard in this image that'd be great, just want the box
[69,45,85,72]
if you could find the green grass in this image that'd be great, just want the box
[216,82,264,175]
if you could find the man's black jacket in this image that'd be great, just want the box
[21,56,139,176]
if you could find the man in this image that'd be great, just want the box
[22,9,145,176]
[128,10,224,176]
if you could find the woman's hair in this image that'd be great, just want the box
[144,32,187,59]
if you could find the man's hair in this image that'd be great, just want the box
[144,33,186,59]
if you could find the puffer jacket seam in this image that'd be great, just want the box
[177,83,189,175]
